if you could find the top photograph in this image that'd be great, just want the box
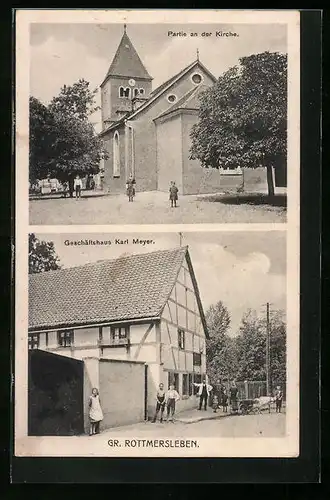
[28,21,289,225]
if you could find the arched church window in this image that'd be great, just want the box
[139,88,145,95]
[124,87,130,98]
[113,131,120,178]
[134,88,139,97]
[119,86,125,98]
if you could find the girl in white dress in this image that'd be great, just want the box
[89,388,104,435]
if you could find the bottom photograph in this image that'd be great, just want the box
[27,230,287,443]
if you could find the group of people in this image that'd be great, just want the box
[62,175,83,199]
[88,380,284,435]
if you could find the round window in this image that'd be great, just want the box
[167,94,177,103]
[191,73,202,84]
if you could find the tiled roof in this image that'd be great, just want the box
[29,247,188,331]
[103,31,152,82]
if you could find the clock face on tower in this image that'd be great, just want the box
[128,79,136,87]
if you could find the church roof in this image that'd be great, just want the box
[102,29,152,84]
[154,84,210,120]
[29,246,208,337]
[99,58,217,136]
[149,59,216,97]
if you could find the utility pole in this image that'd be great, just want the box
[179,232,183,247]
[266,302,271,396]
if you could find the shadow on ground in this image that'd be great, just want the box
[200,193,287,208]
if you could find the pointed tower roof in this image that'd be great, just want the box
[102,26,152,84]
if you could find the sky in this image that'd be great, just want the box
[30,23,287,132]
[34,231,286,336]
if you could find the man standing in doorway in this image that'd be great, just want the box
[193,379,213,411]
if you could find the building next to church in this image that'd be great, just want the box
[28,246,209,432]
[99,25,226,195]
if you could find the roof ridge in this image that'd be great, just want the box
[29,246,188,278]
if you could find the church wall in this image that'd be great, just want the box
[131,119,158,192]
[182,112,223,195]
[102,125,127,194]
[155,115,183,192]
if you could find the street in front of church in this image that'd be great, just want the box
[29,189,286,225]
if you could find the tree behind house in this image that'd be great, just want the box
[29,233,61,274]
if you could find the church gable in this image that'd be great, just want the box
[128,60,216,123]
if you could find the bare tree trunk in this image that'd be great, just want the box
[266,164,275,197]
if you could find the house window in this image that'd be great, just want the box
[168,371,179,390]
[191,73,203,85]
[182,374,189,396]
[110,326,129,345]
[57,329,74,347]
[139,88,145,95]
[113,131,120,177]
[193,374,202,395]
[167,94,177,103]
[178,329,185,350]
[28,333,39,350]
[193,352,202,366]
[188,373,193,396]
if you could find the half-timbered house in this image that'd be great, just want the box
[28,246,209,422]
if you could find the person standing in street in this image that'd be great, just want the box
[151,383,166,423]
[88,388,103,436]
[274,385,283,413]
[165,385,180,422]
[74,174,83,199]
[193,379,213,411]
[169,181,179,208]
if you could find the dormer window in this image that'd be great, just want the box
[167,94,177,103]
[191,73,203,85]
[119,86,131,98]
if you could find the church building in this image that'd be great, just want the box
[99,26,223,195]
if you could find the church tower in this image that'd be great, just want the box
[100,25,153,128]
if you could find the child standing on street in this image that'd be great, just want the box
[165,385,180,422]
[151,383,166,423]
[74,174,83,199]
[169,181,179,208]
[89,388,104,435]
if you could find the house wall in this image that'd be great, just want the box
[156,114,183,192]
[182,112,223,195]
[160,257,207,412]
[99,359,146,429]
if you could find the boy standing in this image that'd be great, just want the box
[165,385,180,422]
[169,181,179,208]
[152,383,166,423]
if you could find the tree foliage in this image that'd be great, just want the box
[205,301,237,382]
[206,304,286,391]
[29,233,61,274]
[190,51,287,195]
[29,79,106,183]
